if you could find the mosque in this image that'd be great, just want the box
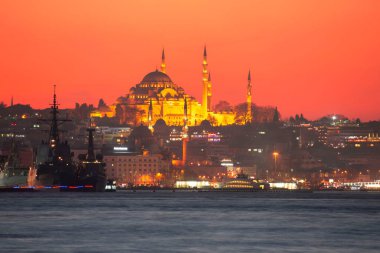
[91,47,252,127]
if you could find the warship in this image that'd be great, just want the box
[76,127,107,191]
[34,86,77,187]
[0,128,31,187]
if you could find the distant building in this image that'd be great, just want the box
[318,126,378,148]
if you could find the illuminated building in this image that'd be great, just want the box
[269,182,297,190]
[95,126,132,144]
[346,133,380,148]
[175,180,210,189]
[91,48,239,126]
[103,152,170,186]
[319,126,379,148]
[169,128,183,142]
[342,180,380,190]
[190,131,221,142]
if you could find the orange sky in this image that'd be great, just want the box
[1,0,379,121]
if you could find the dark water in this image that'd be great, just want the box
[0,191,379,253]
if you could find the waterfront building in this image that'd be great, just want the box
[103,151,170,186]
[175,180,210,189]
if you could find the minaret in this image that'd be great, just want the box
[202,46,209,118]
[183,97,188,128]
[10,96,13,107]
[207,72,212,112]
[246,70,252,123]
[161,48,166,74]
[182,98,189,165]
[148,99,153,132]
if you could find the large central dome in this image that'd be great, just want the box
[141,70,172,83]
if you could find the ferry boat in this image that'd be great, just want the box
[223,172,269,190]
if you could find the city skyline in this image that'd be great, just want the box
[1,0,380,121]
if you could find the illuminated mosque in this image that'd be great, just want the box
[91,47,253,127]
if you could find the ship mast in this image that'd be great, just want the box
[49,84,60,150]
[86,119,96,162]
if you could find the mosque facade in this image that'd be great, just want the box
[91,48,250,126]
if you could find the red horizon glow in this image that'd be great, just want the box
[1,0,380,121]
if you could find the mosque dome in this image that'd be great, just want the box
[141,70,172,83]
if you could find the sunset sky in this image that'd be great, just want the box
[0,0,379,121]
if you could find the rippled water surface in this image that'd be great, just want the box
[0,191,379,252]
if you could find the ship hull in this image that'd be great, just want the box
[0,174,28,187]
[0,167,30,187]
[34,172,56,186]
[77,162,107,192]
[78,176,107,192]
[35,163,77,186]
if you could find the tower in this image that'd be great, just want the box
[10,96,13,107]
[148,99,153,132]
[161,48,166,74]
[246,70,252,123]
[182,98,189,165]
[202,46,210,118]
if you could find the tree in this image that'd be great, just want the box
[253,105,278,123]
[273,107,279,123]
[8,104,33,116]
[73,103,94,120]
[115,104,124,124]
[123,105,145,126]
[97,99,107,109]
[0,102,7,118]
[234,103,251,125]
[214,100,232,112]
